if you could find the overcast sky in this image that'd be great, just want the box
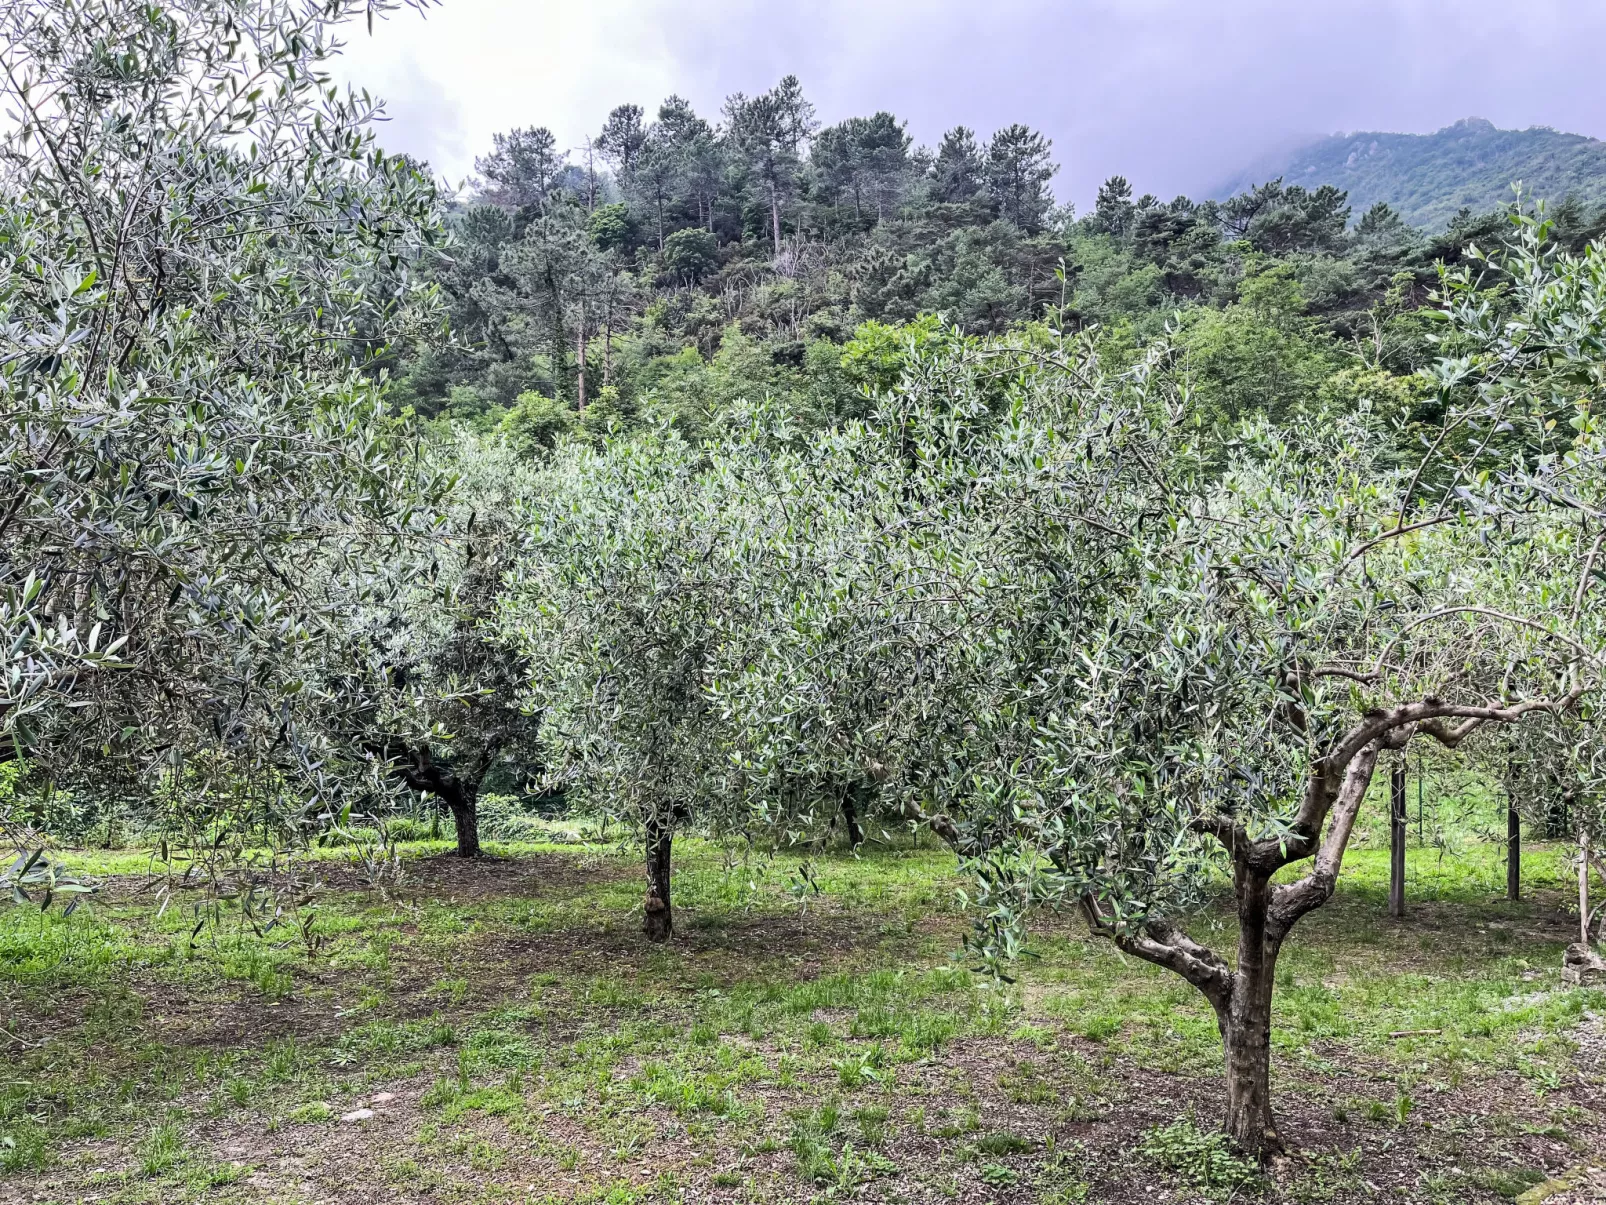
[335,0,1606,210]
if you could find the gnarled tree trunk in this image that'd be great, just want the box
[644,816,674,942]
[1084,699,1580,1160]
[389,742,497,859]
[1219,869,1280,1154]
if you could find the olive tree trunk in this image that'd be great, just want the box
[1085,695,1583,1158]
[644,817,674,942]
[840,783,867,847]
[388,743,495,859]
[447,786,481,859]
[1219,870,1280,1153]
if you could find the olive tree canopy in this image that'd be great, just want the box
[0,0,447,867]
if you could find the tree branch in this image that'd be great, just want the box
[902,798,961,851]
[1081,896,1234,1012]
[1269,740,1381,937]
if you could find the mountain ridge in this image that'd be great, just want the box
[1212,118,1606,229]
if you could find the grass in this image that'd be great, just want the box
[1,819,1603,1203]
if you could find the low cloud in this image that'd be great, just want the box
[334,0,1606,209]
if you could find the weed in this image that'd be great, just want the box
[0,1121,48,1174]
[1139,1116,1261,1192]
[790,1112,836,1185]
[1469,1167,1549,1199]
[933,1106,980,1138]
[1286,1150,1363,1203]
[1077,1014,1122,1043]
[976,1131,1032,1156]
[1059,1095,1102,1123]
[854,1104,890,1147]
[138,1121,184,1177]
[999,1061,1054,1103]
[1038,1144,1092,1205]
[979,1163,1019,1188]
[833,1045,887,1087]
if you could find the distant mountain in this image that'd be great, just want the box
[1212,118,1606,230]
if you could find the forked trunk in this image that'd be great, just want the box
[644,818,674,942]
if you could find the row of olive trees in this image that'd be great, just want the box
[5,0,1604,1159]
[495,218,1606,1154]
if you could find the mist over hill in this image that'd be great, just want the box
[1213,118,1606,229]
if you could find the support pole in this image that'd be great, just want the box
[1390,761,1407,919]
[1582,831,1593,947]
[1507,798,1521,902]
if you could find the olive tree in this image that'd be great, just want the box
[713,337,1038,854]
[507,418,775,939]
[0,0,446,839]
[712,216,1604,1153]
[1491,713,1606,952]
[348,435,545,858]
[926,222,1606,1155]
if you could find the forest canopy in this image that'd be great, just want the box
[392,81,1606,456]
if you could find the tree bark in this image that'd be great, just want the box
[1582,831,1593,946]
[644,816,674,942]
[770,183,782,253]
[575,308,588,413]
[449,786,480,859]
[1219,870,1280,1154]
[389,743,492,859]
[840,783,867,847]
[1084,699,1579,1160]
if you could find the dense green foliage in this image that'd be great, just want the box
[1215,117,1606,231]
[394,91,1587,448]
[7,0,1606,1169]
